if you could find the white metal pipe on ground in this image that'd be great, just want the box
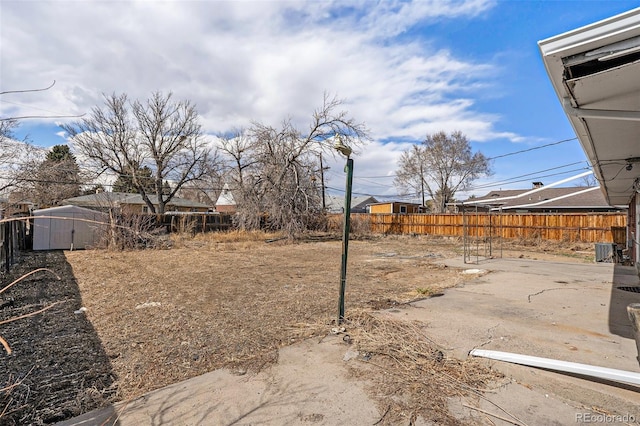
[469,349,640,386]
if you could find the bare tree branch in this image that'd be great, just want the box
[230,94,369,236]
[395,131,492,213]
[63,92,215,214]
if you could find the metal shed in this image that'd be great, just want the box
[33,205,107,250]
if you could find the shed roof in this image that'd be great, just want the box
[33,204,108,216]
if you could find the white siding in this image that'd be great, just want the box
[33,205,107,250]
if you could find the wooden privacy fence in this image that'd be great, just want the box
[333,213,627,244]
[0,219,31,273]
[153,213,234,234]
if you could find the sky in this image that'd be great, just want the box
[2,0,639,202]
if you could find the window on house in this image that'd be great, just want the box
[400,205,407,214]
[142,206,149,214]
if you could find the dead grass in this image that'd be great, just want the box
[170,229,289,250]
[64,234,468,401]
[3,233,597,423]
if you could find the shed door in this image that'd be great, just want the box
[49,212,74,250]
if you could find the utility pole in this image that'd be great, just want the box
[338,157,353,324]
[320,153,327,211]
[420,161,425,209]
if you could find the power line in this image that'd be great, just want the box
[466,167,592,192]
[486,137,577,160]
[332,136,580,181]
[466,161,589,191]
[0,99,82,117]
[327,160,591,193]
[0,80,56,96]
[325,185,417,199]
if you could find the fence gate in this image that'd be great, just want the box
[463,207,503,264]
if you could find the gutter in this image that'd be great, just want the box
[470,349,640,386]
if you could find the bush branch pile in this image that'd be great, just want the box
[346,310,504,425]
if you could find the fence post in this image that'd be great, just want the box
[3,222,9,273]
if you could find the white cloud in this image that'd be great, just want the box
[1,0,524,197]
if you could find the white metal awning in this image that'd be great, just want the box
[539,8,640,206]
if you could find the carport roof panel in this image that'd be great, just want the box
[566,59,640,110]
[539,8,640,64]
[539,8,640,206]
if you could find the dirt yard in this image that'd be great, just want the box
[0,233,594,424]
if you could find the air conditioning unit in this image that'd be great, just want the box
[595,243,616,262]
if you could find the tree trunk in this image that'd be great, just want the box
[109,209,117,249]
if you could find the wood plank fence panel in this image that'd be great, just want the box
[152,213,234,233]
[0,219,30,273]
[339,212,627,243]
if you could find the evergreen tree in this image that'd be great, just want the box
[33,144,82,207]
[112,164,154,193]
[46,144,75,162]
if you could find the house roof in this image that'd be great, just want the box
[539,8,640,206]
[368,201,422,206]
[463,186,622,210]
[325,195,378,213]
[64,192,211,209]
[215,184,236,207]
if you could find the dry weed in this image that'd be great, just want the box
[345,310,504,425]
[192,229,285,243]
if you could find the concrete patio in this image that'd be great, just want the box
[385,256,640,424]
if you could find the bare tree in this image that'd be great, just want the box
[228,94,369,235]
[1,138,46,196]
[177,149,225,205]
[576,173,598,187]
[0,120,23,192]
[219,129,257,188]
[393,144,429,207]
[395,131,492,213]
[63,92,215,214]
[8,144,85,210]
[1,117,36,194]
[1,81,83,194]
[0,119,18,144]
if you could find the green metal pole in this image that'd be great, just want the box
[338,158,354,324]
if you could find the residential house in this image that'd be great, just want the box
[63,192,211,213]
[0,193,36,217]
[460,183,625,213]
[369,201,422,214]
[325,195,378,213]
[215,184,237,213]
